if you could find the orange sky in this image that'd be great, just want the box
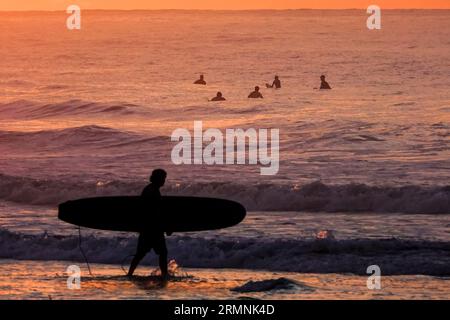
[1,0,449,11]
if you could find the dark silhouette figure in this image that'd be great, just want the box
[248,86,263,99]
[128,169,171,279]
[267,75,281,89]
[320,75,332,90]
[194,74,206,85]
[211,92,226,101]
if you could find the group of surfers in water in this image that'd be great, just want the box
[194,74,332,101]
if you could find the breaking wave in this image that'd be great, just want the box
[0,174,448,213]
[0,228,448,276]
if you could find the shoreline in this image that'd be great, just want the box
[1,259,448,300]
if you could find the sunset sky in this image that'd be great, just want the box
[1,0,450,11]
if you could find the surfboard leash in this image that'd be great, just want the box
[77,226,93,276]
[120,254,136,275]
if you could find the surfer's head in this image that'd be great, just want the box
[150,169,167,187]
[255,86,260,92]
[321,75,326,81]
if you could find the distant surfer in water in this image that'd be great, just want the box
[248,86,263,99]
[128,169,171,279]
[266,75,281,89]
[194,74,206,85]
[320,75,332,90]
[211,91,226,101]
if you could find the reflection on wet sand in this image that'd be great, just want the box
[1,260,448,300]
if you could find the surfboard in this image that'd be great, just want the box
[58,196,246,232]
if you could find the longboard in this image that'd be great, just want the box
[58,196,246,232]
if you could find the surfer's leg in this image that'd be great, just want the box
[159,252,168,278]
[128,233,149,276]
[154,233,168,278]
[127,252,145,276]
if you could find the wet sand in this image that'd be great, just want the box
[1,260,448,300]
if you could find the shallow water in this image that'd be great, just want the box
[0,260,448,300]
[1,201,449,241]
[1,203,448,276]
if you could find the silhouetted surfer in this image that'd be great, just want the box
[248,86,263,99]
[128,169,171,279]
[194,74,206,85]
[320,75,332,90]
[211,92,226,101]
[266,75,281,89]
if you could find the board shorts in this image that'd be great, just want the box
[136,231,167,256]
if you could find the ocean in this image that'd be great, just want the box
[0,10,449,299]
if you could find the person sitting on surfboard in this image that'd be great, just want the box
[248,86,263,99]
[211,91,226,101]
[266,75,281,89]
[320,75,332,90]
[194,74,206,85]
[128,169,171,279]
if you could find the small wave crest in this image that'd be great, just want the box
[0,126,167,151]
[0,100,141,119]
[0,229,448,276]
[0,174,448,213]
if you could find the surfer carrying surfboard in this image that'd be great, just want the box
[127,169,171,279]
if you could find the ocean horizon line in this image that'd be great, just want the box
[1,8,450,13]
